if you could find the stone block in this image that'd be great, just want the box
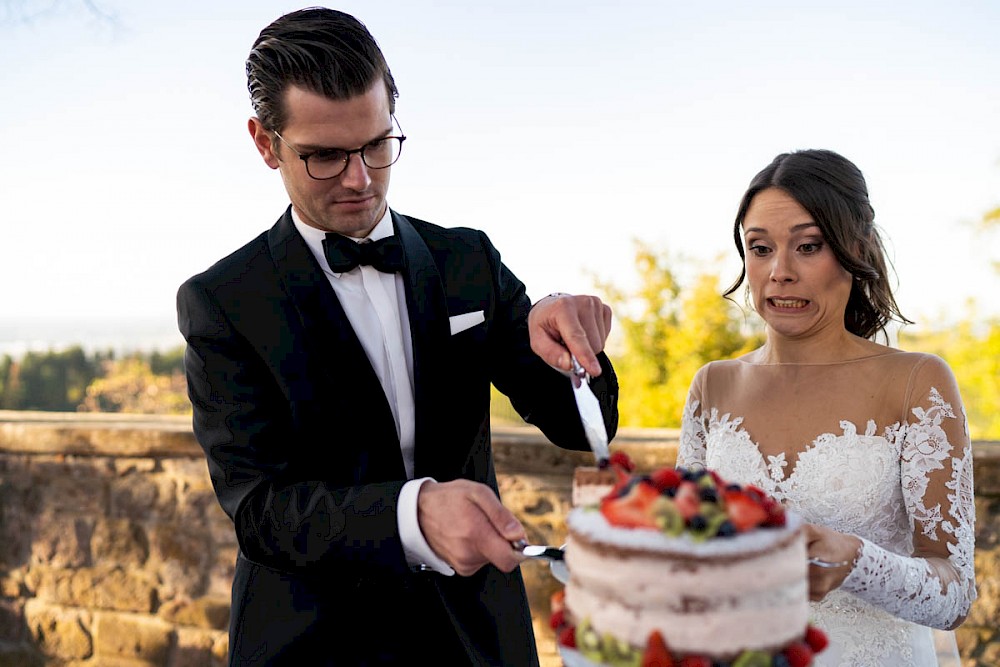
[158,597,229,631]
[973,447,1000,497]
[109,472,175,522]
[0,642,44,667]
[23,599,93,660]
[114,459,158,476]
[92,519,151,568]
[0,570,24,599]
[30,512,94,569]
[968,550,1000,627]
[0,599,25,641]
[30,455,112,515]
[0,505,31,567]
[151,523,211,600]
[170,626,217,667]
[211,634,228,665]
[31,566,157,614]
[95,612,172,664]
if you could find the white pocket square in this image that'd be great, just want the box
[449,310,485,335]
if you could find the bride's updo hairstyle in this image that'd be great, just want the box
[724,148,912,341]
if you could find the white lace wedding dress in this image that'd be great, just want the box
[679,351,976,667]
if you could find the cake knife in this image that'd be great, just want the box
[570,355,610,463]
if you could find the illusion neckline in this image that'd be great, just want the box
[737,349,906,367]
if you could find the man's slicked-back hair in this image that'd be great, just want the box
[246,7,398,132]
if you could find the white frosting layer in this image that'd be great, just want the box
[571,483,615,508]
[565,508,809,658]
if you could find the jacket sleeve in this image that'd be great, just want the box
[478,230,619,450]
[178,276,411,577]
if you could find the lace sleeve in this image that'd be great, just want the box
[678,393,707,468]
[840,356,976,630]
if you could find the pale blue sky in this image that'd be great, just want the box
[2,0,998,337]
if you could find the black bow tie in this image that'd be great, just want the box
[322,233,405,273]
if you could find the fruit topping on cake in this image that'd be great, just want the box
[594,455,787,541]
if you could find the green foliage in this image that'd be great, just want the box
[0,346,191,415]
[595,241,763,428]
[901,316,1000,440]
[78,354,190,415]
[0,346,99,411]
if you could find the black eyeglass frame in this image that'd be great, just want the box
[271,117,406,180]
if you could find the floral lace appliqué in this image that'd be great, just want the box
[680,388,976,667]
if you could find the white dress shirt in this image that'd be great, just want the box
[292,206,454,575]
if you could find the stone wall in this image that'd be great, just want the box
[0,411,997,666]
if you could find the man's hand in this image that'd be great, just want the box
[528,293,612,377]
[417,479,528,576]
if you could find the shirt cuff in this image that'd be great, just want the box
[398,477,455,576]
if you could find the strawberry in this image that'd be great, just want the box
[782,641,814,667]
[804,625,829,653]
[650,467,682,492]
[601,480,660,529]
[641,630,674,667]
[550,589,565,616]
[549,609,565,630]
[557,624,576,648]
[761,497,787,527]
[609,451,635,472]
[673,481,702,520]
[723,489,768,532]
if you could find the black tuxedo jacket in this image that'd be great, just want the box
[177,208,618,666]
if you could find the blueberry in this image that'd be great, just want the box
[700,487,718,502]
[725,483,742,492]
[688,515,707,530]
[716,520,736,537]
[662,487,677,498]
[598,458,610,470]
[772,654,790,667]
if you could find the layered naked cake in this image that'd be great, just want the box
[555,454,827,666]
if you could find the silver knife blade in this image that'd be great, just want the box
[570,355,610,463]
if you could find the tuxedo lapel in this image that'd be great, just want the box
[266,209,406,480]
[393,212,455,480]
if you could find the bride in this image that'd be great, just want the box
[678,149,976,666]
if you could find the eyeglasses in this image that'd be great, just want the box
[271,118,406,180]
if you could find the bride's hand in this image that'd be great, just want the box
[804,523,862,602]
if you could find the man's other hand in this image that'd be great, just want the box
[416,479,528,576]
[528,293,612,377]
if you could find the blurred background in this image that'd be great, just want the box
[1,0,997,434]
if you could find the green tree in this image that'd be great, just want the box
[596,241,763,428]
[79,355,190,414]
[901,313,1000,441]
[2,346,98,411]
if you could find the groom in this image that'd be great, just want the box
[176,7,618,666]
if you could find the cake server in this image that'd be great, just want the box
[570,355,610,463]
[516,543,566,561]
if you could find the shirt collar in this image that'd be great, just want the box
[291,206,393,277]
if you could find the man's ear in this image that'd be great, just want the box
[248,117,280,170]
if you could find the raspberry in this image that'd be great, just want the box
[804,625,829,653]
[609,451,635,472]
[549,609,565,630]
[557,625,576,648]
[782,641,814,667]
[650,467,682,491]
